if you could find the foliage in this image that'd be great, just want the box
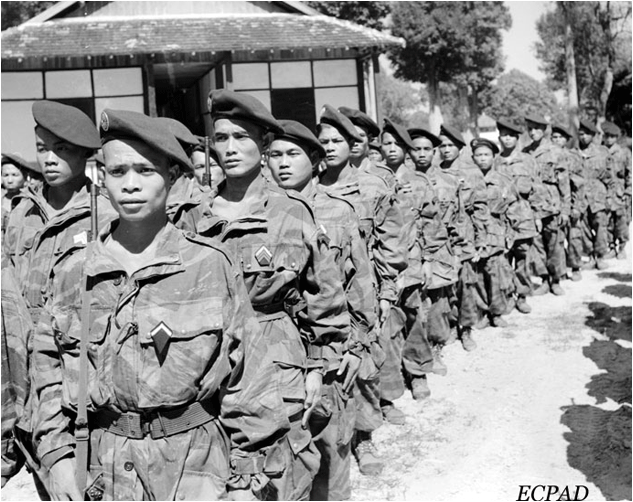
[305,1,390,31]
[481,69,567,124]
[377,72,424,126]
[1,1,55,31]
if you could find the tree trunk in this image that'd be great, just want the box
[598,2,614,125]
[562,2,580,138]
[427,59,443,133]
[468,87,480,138]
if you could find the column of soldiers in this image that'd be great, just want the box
[1,92,630,501]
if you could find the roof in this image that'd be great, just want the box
[2,14,404,60]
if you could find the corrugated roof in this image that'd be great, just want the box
[2,14,404,60]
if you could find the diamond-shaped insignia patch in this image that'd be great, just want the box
[150,321,173,364]
[255,245,273,267]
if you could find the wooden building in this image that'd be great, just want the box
[1,1,403,160]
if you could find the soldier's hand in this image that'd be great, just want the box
[49,458,82,500]
[337,352,361,393]
[301,370,323,429]
[421,261,433,287]
[535,218,543,233]
[378,299,392,326]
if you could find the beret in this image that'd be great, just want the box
[368,138,381,151]
[496,117,523,135]
[208,89,283,134]
[1,153,41,174]
[319,104,363,142]
[338,107,380,137]
[273,119,326,158]
[32,100,100,149]
[551,123,573,139]
[524,113,548,126]
[190,136,220,161]
[601,121,621,136]
[579,118,598,135]
[155,117,200,150]
[471,138,499,155]
[407,127,441,147]
[439,124,465,148]
[100,109,193,172]
[382,118,415,150]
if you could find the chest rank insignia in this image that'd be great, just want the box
[150,321,173,365]
[255,245,273,267]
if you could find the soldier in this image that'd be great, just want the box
[436,124,491,350]
[199,90,352,500]
[368,138,384,164]
[575,119,613,270]
[602,121,631,259]
[31,109,290,500]
[2,101,116,498]
[523,114,571,295]
[190,138,224,191]
[493,118,540,311]
[1,154,35,231]
[267,119,373,499]
[550,124,588,281]
[1,251,31,488]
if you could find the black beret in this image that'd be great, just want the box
[471,138,499,155]
[319,104,362,142]
[338,107,380,137]
[1,153,41,174]
[273,119,326,159]
[551,123,573,139]
[155,118,200,150]
[408,127,441,148]
[579,118,598,135]
[32,100,100,149]
[496,117,523,135]
[382,118,415,150]
[208,89,283,134]
[190,136,219,162]
[524,113,548,126]
[601,121,621,136]
[368,138,381,151]
[100,109,193,172]
[439,124,466,148]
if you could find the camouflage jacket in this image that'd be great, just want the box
[167,175,212,233]
[32,221,290,474]
[1,253,31,481]
[605,143,632,208]
[317,165,407,303]
[307,182,377,358]
[493,149,541,212]
[3,184,116,320]
[522,139,571,219]
[357,157,396,188]
[574,143,613,213]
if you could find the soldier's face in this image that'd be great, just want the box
[578,130,594,147]
[190,150,225,189]
[267,139,314,191]
[368,148,383,163]
[350,125,370,160]
[1,163,25,191]
[473,147,495,172]
[318,124,351,169]
[35,127,89,187]
[604,133,618,147]
[102,139,175,223]
[438,135,460,162]
[381,132,406,168]
[212,118,264,179]
[498,128,519,150]
[551,132,569,148]
[409,136,435,170]
[526,122,546,142]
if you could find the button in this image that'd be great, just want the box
[124,461,134,471]
[113,275,123,286]
[246,264,252,269]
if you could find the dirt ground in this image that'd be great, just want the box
[3,245,631,501]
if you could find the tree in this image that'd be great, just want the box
[305,1,390,31]
[480,69,566,125]
[1,1,55,31]
[389,2,511,134]
[376,72,423,126]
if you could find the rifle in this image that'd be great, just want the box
[75,164,99,495]
[204,136,212,189]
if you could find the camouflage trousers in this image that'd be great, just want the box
[456,260,484,328]
[607,206,630,251]
[309,371,356,501]
[476,253,515,317]
[424,286,453,346]
[353,340,384,433]
[567,215,588,270]
[532,215,567,282]
[508,238,533,297]
[580,209,609,259]
[379,285,434,402]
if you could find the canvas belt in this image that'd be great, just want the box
[91,400,218,440]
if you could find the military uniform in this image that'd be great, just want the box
[166,173,211,233]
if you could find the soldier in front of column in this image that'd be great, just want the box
[574,118,613,270]
[493,118,541,311]
[522,114,571,295]
[32,109,290,500]
[550,124,588,281]
[267,119,374,499]
[601,120,631,259]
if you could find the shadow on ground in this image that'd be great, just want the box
[560,279,632,501]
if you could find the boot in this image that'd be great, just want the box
[491,315,508,327]
[431,346,448,376]
[381,400,406,425]
[411,375,431,400]
[515,296,532,314]
[595,258,609,270]
[570,269,582,282]
[550,282,565,296]
[617,244,627,260]
[532,281,550,296]
[353,431,384,476]
[460,327,477,352]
